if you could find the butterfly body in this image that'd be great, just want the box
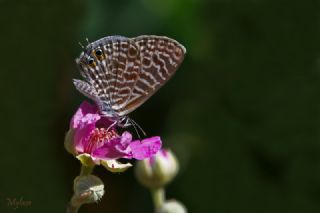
[74,35,186,127]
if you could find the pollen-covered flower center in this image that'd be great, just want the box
[84,128,118,153]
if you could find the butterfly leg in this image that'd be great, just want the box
[123,117,132,127]
[118,117,143,138]
[128,118,147,137]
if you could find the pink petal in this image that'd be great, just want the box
[92,132,134,160]
[70,101,99,129]
[120,132,132,146]
[79,113,100,128]
[92,138,128,160]
[129,136,162,160]
[114,131,132,152]
[73,123,95,153]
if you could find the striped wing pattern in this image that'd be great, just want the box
[75,35,186,118]
[125,36,186,115]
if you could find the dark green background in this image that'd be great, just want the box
[0,0,319,212]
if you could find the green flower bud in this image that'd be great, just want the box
[156,200,187,213]
[71,175,104,206]
[135,149,179,189]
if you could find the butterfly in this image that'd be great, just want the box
[73,35,186,131]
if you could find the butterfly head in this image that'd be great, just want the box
[76,36,128,69]
[76,45,104,70]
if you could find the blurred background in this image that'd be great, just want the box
[0,0,320,212]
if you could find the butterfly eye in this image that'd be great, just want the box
[95,49,102,56]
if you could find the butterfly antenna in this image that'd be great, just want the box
[130,118,147,137]
[78,41,85,49]
[86,37,90,45]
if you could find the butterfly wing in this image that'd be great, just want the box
[98,37,142,116]
[74,36,141,117]
[73,79,99,100]
[119,35,186,115]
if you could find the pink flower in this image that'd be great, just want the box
[65,101,162,172]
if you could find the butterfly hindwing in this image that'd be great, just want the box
[73,79,99,101]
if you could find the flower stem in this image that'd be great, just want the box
[80,165,94,176]
[151,187,165,209]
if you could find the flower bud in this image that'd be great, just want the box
[156,200,187,213]
[71,175,105,206]
[135,149,179,189]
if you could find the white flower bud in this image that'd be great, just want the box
[156,200,187,213]
[71,175,104,206]
[135,149,179,189]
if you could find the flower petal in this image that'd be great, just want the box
[120,132,132,146]
[70,101,102,154]
[114,131,132,153]
[92,132,134,160]
[73,123,95,153]
[101,159,132,172]
[71,101,100,129]
[92,138,127,160]
[64,129,76,155]
[129,136,162,160]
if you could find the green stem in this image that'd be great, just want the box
[151,187,165,210]
[80,165,94,176]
